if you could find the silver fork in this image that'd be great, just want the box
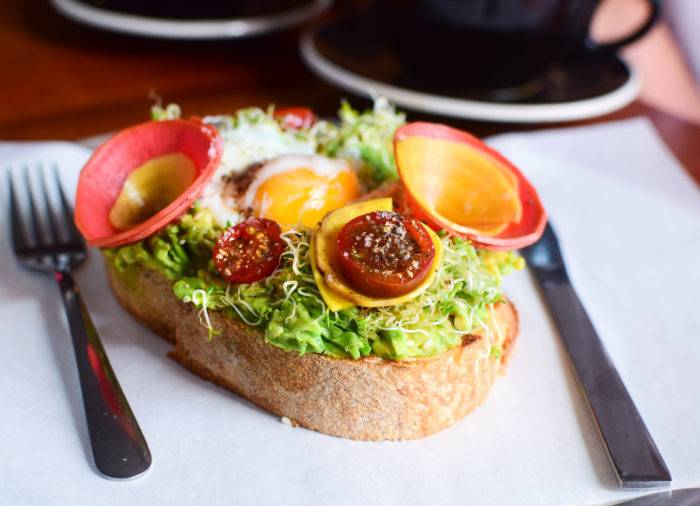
[7,164,151,480]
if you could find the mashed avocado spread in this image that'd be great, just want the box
[105,101,524,360]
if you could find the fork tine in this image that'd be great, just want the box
[7,170,30,252]
[38,163,60,244]
[23,166,44,247]
[52,164,84,245]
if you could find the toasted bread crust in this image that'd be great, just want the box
[106,260,179,343]
[105,258,519,440]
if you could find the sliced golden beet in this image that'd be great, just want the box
[396,135,522,231]
[308,239,354,312]
[311,198,443,308]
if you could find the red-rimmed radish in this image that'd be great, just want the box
[75,119,222,248]
[394,122,546,250]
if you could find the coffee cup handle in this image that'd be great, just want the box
[586,0,660,52]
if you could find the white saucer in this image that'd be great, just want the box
[51,0,331,40]
[300,15,640,124]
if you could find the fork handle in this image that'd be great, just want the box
[55,268,151,480]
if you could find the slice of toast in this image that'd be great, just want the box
[105,257,519,440]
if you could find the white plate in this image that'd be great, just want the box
[300,25,640,124]
[51,0,331,40]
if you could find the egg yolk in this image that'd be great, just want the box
[253,167,360,229]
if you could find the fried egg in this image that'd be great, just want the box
[199,114,317,226]
[240,154,360,230]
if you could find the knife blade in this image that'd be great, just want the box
[521,222,671,489]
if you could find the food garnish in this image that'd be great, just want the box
[312,199,443,309]
[109,153,196,231]
[336,211,435,297]
[213,218,285,284]
[75,119,222,248]
[394,122,546,250]
[240,154,360,230]
[273,106,317,130]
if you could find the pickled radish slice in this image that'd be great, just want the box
[75,119,222,248]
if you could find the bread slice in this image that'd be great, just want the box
[105,257,519,440]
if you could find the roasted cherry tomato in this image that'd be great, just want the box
[273,107,317,130]
[336,211,435,298]
[213,218,285,284]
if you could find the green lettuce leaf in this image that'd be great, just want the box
[105,204,221,280]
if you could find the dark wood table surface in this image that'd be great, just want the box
[2,0,699,186]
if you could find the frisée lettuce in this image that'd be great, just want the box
[153,98,405,187]
[108,211,521,360]
[313,98,405,184]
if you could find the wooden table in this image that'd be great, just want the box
[2,0,699,186]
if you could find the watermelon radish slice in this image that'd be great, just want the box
[394,122,546,251]
[75,119,222,248]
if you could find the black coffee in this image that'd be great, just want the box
[380,0,658,90]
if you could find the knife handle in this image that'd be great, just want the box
[537,279,671,489]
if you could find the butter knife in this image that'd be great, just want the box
[520,222,671,489]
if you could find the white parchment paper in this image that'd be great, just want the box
[1,118,698,506]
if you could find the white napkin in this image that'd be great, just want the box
[1,119,698,506]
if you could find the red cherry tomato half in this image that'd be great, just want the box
[213,218,285,284]
[336,211,435,298]
[273,107,317,130]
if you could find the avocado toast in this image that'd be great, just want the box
[76,100,545,440]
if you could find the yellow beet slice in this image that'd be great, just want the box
[308,239,354,312]
[312,198,443,308]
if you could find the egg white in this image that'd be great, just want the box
[198,115,317,226]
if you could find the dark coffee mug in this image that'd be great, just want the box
[380,0,660,90]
